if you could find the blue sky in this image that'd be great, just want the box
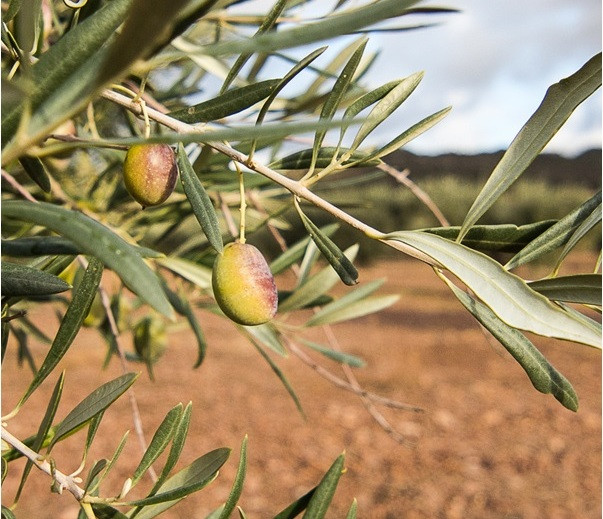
[367,0,602,156]
[231,0,601,156]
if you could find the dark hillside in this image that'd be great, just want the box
[384,149,601,188]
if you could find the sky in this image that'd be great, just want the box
[232,0,602,157]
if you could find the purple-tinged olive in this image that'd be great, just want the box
[212,242,278,326]
[123,144,178,207]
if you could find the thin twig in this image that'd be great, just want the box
[287,339,422,414]
[96,283,158,483]
[99,88,438,266]
[1,426,86,501]
[1,169,39,203]
[379,162,449,227]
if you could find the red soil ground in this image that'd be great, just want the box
[2,256,601,518]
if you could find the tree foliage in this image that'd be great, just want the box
[1,0,600,517]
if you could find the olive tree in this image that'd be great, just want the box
[1,0,601,517]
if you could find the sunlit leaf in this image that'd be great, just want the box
[458,53,602,241]
[202,0,422,57]
[2,201,173,317]
[345,499,358,519]
[157,257,212,290]
[441,274,579,411]
[384,231,601,347]
[177,143,223,253]
[273,487,316,519]
[19,257,103,406]
[351,71,423,149]
[365,106,451,161]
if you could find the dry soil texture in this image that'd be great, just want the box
[2,257,601,518]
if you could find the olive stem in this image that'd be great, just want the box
[234,156,246,243]
[100,88,438,266]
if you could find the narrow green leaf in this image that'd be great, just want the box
[15,372,64,502]
[384,231,601,348]
[131,404,183,487]
[202,0,421,57]
[147,402,193,497]
[84,460,108,491]
[244,323,287,356]
[278,245,359,312]
[1,262,71,297]
[306,294,399,327]
[345,498,358,519]
[2,237,80,257]
[83,412,105,463]
[95,0,190,89]
[365,106,451,161]
[505,191,602,270]
[458,53,602,242]
[2,201,173,317]
[1,237,160,258]
[269,223,339,275]
[221,0,288,92]
[338,79,402,144]
[48,373,138,451]
[19,257,103,406]
[297,207,358,286]
[300,340,365,368]
[528,274,602,306]
[246,333,304,416]
[312,39,367,165]
[157,256,212,289]
[4,0,23,22]
[2,0,133,143]
[218,435,248,519]
[89,504,130,519]
[177,144,223,253]
[18,156,51,192]
[161,281,207,367]
[91,431,129,494]
[269,147,380,170]
[421,221,557,253]
[442,275,579,411]
[553,201,601,272]
[254,46,327,128]
[351,71,424,149]
[306,278,384,324]
[273,488,316,519]
[128,448,230,510]
[1,505,17,519]
[170,80,280,123]
[302,453,345,519]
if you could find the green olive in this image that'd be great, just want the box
[212,242,278,326]
[123,144,178,207]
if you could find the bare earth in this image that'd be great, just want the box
[2,256,601,519]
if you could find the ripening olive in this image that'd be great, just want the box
[123,144,178,207]
[133,316,167,364]
[212,242,278,326]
